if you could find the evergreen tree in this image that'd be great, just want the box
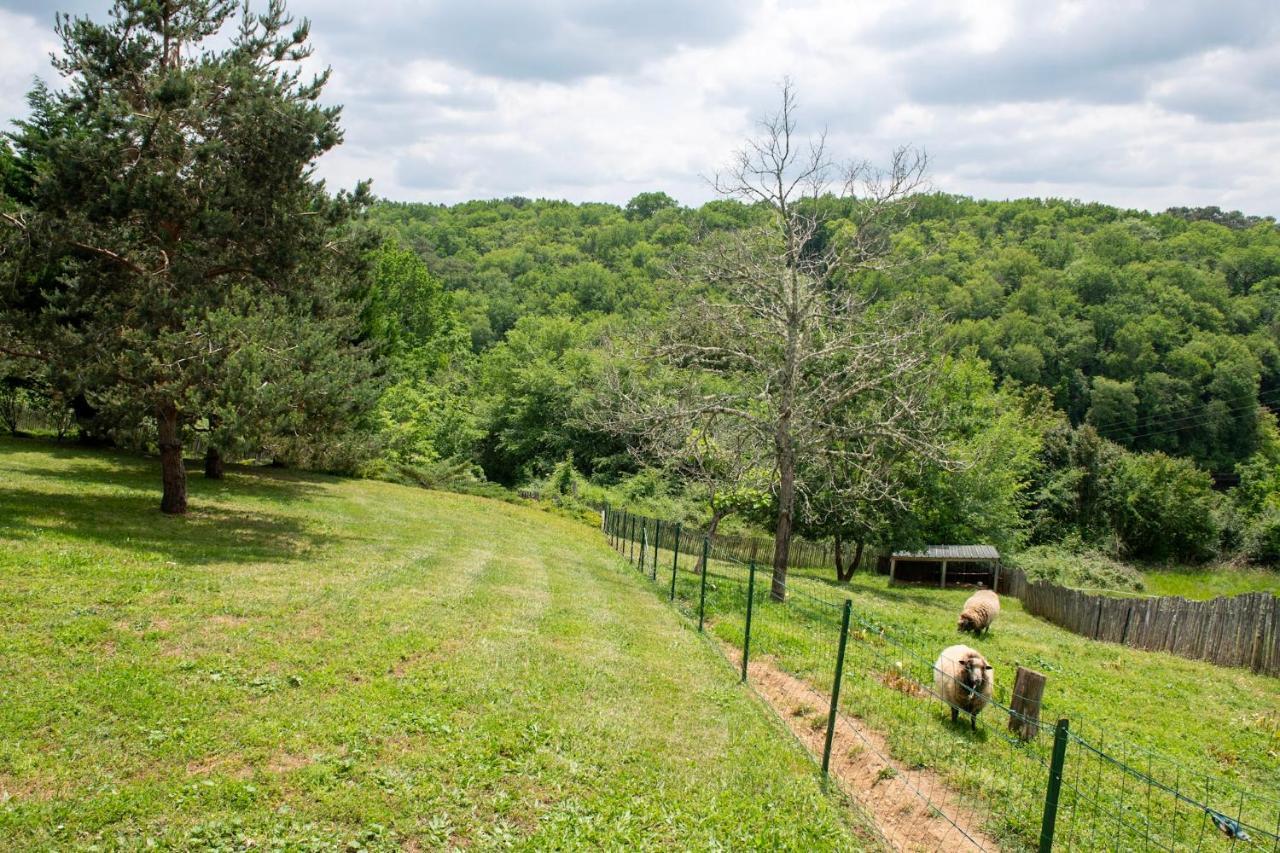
[4,0,379,512]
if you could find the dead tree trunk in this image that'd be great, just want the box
[771,417,795,601]
[157,402,187,515]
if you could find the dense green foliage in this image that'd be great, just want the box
[1,3,1274,566]
[361,195,1278,566]
[0,0,381,512]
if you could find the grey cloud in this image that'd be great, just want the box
[0,0,103,20]
[902,1,1280,108]
[308,0,756,82]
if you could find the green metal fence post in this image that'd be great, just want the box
[697,537,710,632]
[821,599,853,778]
[652,520,661,580]
[1039,718,1071,853]
[742,559,757,682]
[670,524,681,601]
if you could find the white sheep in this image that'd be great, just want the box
[958,589,1000,635]
[934,644,993,728]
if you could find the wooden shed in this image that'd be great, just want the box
[888,545,1000,589]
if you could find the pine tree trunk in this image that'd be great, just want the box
[204,446,224,479]
[204,413,223,479]
[157,403,187,515]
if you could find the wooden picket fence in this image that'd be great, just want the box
[999,566,1280,677]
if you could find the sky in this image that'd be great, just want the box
[2,0,1279,216]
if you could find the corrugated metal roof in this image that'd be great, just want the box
[892,545,1000,561]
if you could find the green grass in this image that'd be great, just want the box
[1140,564,1280,599]
[635,540,1280,851]
[0,438,872,851]
[1006,545,1280,600]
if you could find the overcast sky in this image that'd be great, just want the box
[3,0,1279,215]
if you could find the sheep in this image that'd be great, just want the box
[958,588,1000,635]
[934,644,993,728]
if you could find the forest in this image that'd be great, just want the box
[353,191,1280,570]
[1,0,1278,578]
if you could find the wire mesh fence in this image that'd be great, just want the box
[601,503,1280,852]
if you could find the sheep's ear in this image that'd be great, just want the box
[984,665,993,670]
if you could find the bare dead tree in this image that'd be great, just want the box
[606,80,947,601]
[591,341,770,572]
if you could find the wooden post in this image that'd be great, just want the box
[889,556,897,586]
[993,561,1001,593]
[1009,666,1047,742]
[940,559,948,589]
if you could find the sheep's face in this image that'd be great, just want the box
[958,615,974,632]
[961,655,992,691]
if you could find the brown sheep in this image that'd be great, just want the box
[933,644,993,728]
[958,588,1000,635]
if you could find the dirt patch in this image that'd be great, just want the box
[265,752,311,774]
[185,755,252,780]
[0,773,56,804]
[186,751,311,778]
[726,646,999,852]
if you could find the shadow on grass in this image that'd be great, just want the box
[0,482,344,566]
[2,436,336,504]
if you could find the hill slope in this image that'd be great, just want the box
[0,439,867,850]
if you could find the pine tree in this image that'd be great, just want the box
[5,0,379,513]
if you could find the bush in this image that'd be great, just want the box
[1113,452,1221,562]
[1243,507,1280,565]
[1010,545,1145,592]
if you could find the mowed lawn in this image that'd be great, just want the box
[0,439,868,851]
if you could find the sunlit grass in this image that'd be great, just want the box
[1140,564,1280,599]
[0,438,869,850]
[629,539,1280,851]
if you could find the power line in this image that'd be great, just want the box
[1086,389,1280,441]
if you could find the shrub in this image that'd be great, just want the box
[1010,545,1145,592]
[1113,452,1221,562]
[1243,507,1280,565]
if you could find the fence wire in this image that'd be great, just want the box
[601,505,1280,852]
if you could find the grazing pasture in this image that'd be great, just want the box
[0,439,869,850]
[619,518,1280,851]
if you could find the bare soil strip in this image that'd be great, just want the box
[725,645,1000,852]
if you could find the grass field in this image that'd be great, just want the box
[1140,565,1280,600]
[637,541,1280,851]
[0,438,871,850]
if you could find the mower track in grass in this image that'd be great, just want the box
[0,437,874,850]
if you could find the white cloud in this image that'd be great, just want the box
[0,9,58,126]
[2,0,1279,216]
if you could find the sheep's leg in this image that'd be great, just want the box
[970,713,977,730]
[951,707,958,724]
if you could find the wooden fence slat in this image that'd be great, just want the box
[1014,576,1278,678]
